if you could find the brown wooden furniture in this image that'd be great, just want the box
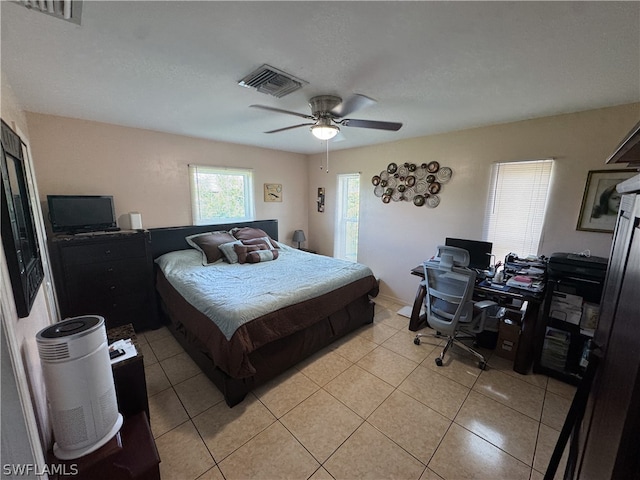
[547,121,640,478]
[47,412,160,480]
[149,219,378,407]
[409,265,545,374]
[573,176,640,477]
[48,230,159,331]
[107,324,150,421]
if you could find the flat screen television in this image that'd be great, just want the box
[445,237,493,270]
[48,195,118,234]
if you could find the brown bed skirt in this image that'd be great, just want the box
[156,270,378,407]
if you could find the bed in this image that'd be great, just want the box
[149,219,379,407]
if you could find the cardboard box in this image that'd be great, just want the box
[495,318,521,361]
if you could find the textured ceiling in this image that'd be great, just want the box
[2,1,639,155]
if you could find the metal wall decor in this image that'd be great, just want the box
[317,187,325,212]
[372,161,452,207]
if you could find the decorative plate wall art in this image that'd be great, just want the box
[372,162,452,207]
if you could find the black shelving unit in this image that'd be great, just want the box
[534,253,608,384]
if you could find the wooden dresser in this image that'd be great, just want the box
[48,230,159,331]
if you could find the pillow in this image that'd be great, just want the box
[241,236,277,250]
[245,248,279,264]
[233,243,268,264]
[231,227,279,248]
[186,231,236,265]
[218,240,243,264]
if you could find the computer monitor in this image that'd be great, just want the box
[445,238,493,270]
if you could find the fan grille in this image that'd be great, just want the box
[238,65,307,98]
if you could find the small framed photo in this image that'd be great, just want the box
[264,183,282,202]
[576,169,637,233]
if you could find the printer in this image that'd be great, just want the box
[547,252,608,282]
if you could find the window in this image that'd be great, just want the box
[334,173,360,261]
[483,159,553,261]
[189,165,254,225]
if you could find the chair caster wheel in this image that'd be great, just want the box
[479,361,487,370]
[435,357,443,367]
[414,337,421,345]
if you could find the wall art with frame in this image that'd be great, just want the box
[576,169,637,233]
[264,183,282,202]
[1,120,44,317]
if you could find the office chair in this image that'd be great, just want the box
[413,246,499,370]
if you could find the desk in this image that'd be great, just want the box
[409,266,545,374]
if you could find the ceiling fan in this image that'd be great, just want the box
[250,94,402,140]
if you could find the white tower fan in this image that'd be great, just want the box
[36,315,123,460]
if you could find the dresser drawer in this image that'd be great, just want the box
[60,237,146,265]
[66,290,150,318]
[63,257,149,295]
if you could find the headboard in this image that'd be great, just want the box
[148,219,279,259]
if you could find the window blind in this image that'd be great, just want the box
[483,159,553,261]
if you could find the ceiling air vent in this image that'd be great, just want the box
[15,0,82,25]
[238,65,307,98]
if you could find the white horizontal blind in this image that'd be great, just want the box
[483,159,553,262]
[189,165,254,225]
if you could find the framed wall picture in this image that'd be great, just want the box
[264,183,282,202]
[317,187,325,212]
[576,169,637,233]
[1,120,44,317]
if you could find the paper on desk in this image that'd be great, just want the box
[109,338,137,364]
[506,277,544,292]
[527,267,545,276]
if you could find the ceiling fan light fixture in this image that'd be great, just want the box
[311,123,339,140]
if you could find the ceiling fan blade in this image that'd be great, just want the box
[332,131,347,143]
[250,104,315,120]
[264,123,314,134]
[330,94,377,118]
[341,118,403,131]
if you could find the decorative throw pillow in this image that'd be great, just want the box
[245,248,279,264]
[231,227,279,248]
[233,243,268,264]
[186,231,235,265]
[241,236,277,250]
[218,240,243,264]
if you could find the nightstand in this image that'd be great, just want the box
[107,324,149,421]
[299,248,317,254]
[47,412,160,480]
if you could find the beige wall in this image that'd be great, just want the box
[21,104,640,308]
[1,72,54,458]
[27,114,309,245]
[308,103,640,304]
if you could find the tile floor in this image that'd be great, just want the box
[135,296,575,480]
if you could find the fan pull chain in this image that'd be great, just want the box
[326,140,330,173]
